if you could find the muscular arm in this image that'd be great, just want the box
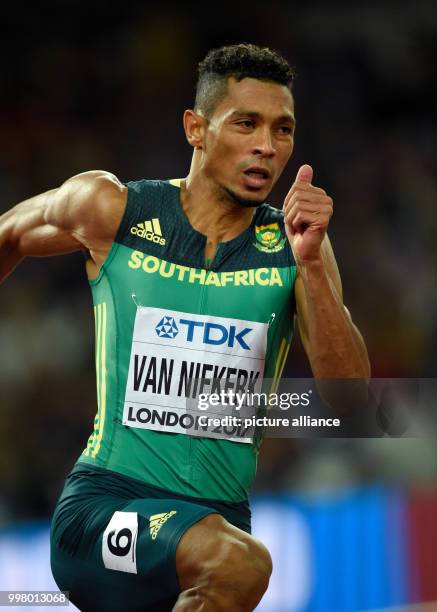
[0,171,127,283]
[295,234,370,378]
[284,164,370,380]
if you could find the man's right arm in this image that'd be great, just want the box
[0,170,127,283]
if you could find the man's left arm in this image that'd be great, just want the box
[284,165,370,378]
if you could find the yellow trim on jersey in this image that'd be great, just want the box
[269,337,291,396]
[92,302,107,458]
[83,303,107,457]
[275,341,291,393]
[274,338,286,382]
[96,304,102,422]
[168,178,182,188]
[83,306,99,456]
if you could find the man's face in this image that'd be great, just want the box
[200,77,295,207]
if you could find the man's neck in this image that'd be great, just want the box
[181,173,255,246]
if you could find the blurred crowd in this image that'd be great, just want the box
[1,0,437,523]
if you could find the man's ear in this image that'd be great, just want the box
[183,110,206,149]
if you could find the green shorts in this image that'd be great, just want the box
[50,464,251,612]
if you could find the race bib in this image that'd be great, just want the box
[122,306,268,443]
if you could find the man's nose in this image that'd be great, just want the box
[251,128,276,156]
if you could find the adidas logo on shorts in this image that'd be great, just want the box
[130,218,166,246]
[149,510,177,540]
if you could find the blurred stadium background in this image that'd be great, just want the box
[1,1,437,610]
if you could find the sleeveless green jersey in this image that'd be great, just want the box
[78,179,297,503]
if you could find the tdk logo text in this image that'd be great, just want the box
[155,316,252,350]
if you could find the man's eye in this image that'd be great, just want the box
[237,120,254,128]
[278,126,292,135]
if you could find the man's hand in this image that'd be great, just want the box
[283,164,333,264]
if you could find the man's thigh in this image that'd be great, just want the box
[51,497,216,612]
[173,514,273,611]
[176,513,270,590]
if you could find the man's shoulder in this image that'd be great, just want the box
[69,170,126,198]
[55,170,127,231]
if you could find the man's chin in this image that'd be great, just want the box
[224,185,268,208]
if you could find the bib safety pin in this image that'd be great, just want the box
[131,293,144,309]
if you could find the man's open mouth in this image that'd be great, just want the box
[243,166,271,179]
[242,166,271,189]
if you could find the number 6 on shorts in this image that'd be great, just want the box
[102,511,138,573]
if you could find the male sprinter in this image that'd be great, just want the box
[0,44,369,611]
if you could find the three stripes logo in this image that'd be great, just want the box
[130,218,166,246]
[149,511,177,540]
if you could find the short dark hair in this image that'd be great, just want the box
[195,43,294,118]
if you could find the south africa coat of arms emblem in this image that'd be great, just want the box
[253,223,286,253]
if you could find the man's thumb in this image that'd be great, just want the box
[295,164,313,183]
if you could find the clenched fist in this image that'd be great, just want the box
[283,164,333,264]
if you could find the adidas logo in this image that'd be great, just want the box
[130,218,166,245]
[149,510,177,540]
